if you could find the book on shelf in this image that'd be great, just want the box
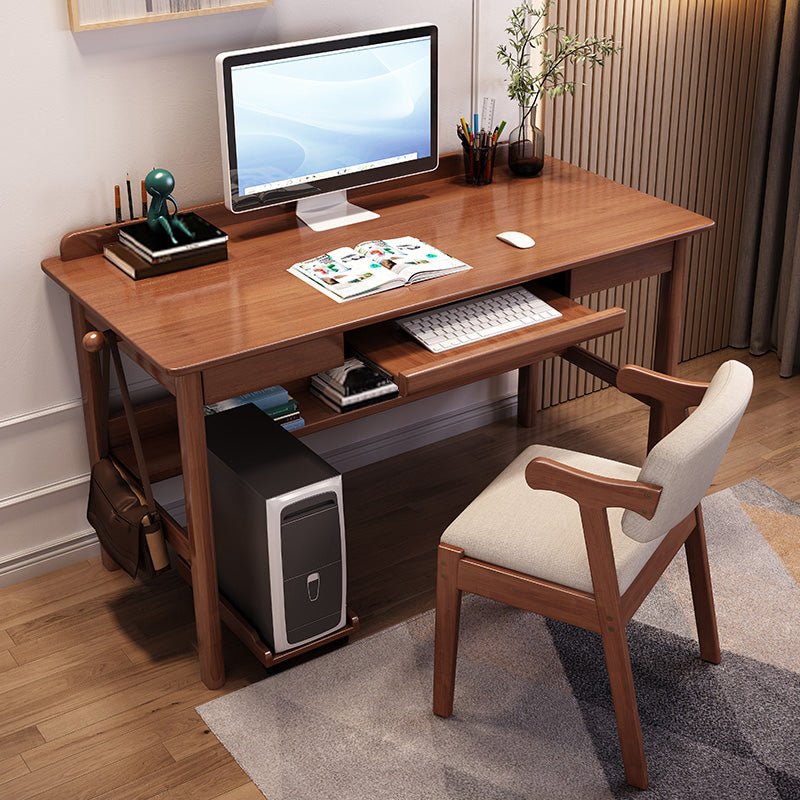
[262,398,299,420]
[103,241,227,280]
[310,357,399,412]
[264,398,302,427]
[270,410,302,426]
[204,385,289,415]
[288,236,471,302]
[281,417,306,432]
[204,385,305,433]
[118,212,228,262]
[312,384,399,413]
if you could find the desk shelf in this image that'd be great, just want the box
[107,383,415,480]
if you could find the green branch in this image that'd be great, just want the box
[497,0,621,111]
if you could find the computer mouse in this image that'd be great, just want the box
[497,231,535,249]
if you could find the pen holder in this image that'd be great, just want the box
[462,141,497,186]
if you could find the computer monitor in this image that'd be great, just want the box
[216,24,438,232]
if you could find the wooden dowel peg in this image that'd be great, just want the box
[82,330,108,353]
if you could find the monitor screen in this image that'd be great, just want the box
[216,24,438,231]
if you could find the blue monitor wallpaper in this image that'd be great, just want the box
[230,37,433,195]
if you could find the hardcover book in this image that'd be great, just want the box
[118,212,228,261]
[310,357,399,412]
[103,241,227,280]
[204,386,305,430]
[204,385,290,416]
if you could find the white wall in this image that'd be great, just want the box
[0,0,520,585]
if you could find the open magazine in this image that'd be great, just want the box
[288,236,471,301]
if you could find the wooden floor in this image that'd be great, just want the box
[1,348,797,799]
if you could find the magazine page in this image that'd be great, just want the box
[288,247,404,301]
[353,237,470,284]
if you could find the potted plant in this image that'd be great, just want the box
[497,0,620,176]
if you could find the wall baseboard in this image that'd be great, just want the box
[0,530,101,588]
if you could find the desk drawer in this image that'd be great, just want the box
[202,334,344,405]
[562,242,674,297]
[347,288,626,396]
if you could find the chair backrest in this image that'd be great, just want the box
[621,360,753,543]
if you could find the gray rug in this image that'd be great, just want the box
[197,480,800,799]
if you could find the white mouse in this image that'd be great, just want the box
[497,230,535,249]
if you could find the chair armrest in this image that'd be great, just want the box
[617,364,708,410]
[525,457,662,519]
[617,364,709,438]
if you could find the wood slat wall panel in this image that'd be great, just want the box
[538,0,764,407]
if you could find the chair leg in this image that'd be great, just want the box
[600,623,649,789]
[581,506,648,788]
[685,507,721,664]
[433,542,464,718]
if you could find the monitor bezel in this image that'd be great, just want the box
[216,24,439,216]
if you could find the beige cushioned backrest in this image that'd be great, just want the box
[621,360,753,543]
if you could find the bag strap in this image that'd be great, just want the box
[100,331,158,517]
[98,344,111,458]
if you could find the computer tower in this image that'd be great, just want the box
[205,403,346,654]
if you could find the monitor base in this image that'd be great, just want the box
[296,190,380,232]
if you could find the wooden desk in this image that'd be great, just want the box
[42,154,713,688]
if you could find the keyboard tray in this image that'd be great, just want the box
[347,286,626,396]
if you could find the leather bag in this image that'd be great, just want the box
[86,332,169,578]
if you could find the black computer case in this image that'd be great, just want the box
[205,403,346,653]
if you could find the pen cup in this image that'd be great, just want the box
[462,141,497,186]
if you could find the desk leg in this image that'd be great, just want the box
[517,364,539,427]
[653,238,687,375]
[175,373,225,689]
[69,298,119,572]
[651,238,688,445]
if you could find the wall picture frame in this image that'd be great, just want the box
[68,0,272,32]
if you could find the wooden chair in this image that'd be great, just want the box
[432,360,753,789]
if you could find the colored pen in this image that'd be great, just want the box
[140,180,147,216]
[114,185,122,223]
[474,113,480,136]
[125,174,134,220]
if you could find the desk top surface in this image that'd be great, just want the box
[42,156,713,376]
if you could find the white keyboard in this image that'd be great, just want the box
[396,286,562,353]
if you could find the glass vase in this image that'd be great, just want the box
[508,105,545,177]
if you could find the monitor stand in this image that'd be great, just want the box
[296,190,379,232]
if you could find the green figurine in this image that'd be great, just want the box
[145,168,195,245]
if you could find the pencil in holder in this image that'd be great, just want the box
[462,140,497,186]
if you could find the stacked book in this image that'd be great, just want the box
[311,357,399,412]
[104,212,228,280]
[204,385,304,431]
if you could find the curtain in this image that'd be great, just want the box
[730,0,800,377]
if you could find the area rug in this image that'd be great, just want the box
[196,479,800,799]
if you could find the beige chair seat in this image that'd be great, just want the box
[442,444,662,595]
